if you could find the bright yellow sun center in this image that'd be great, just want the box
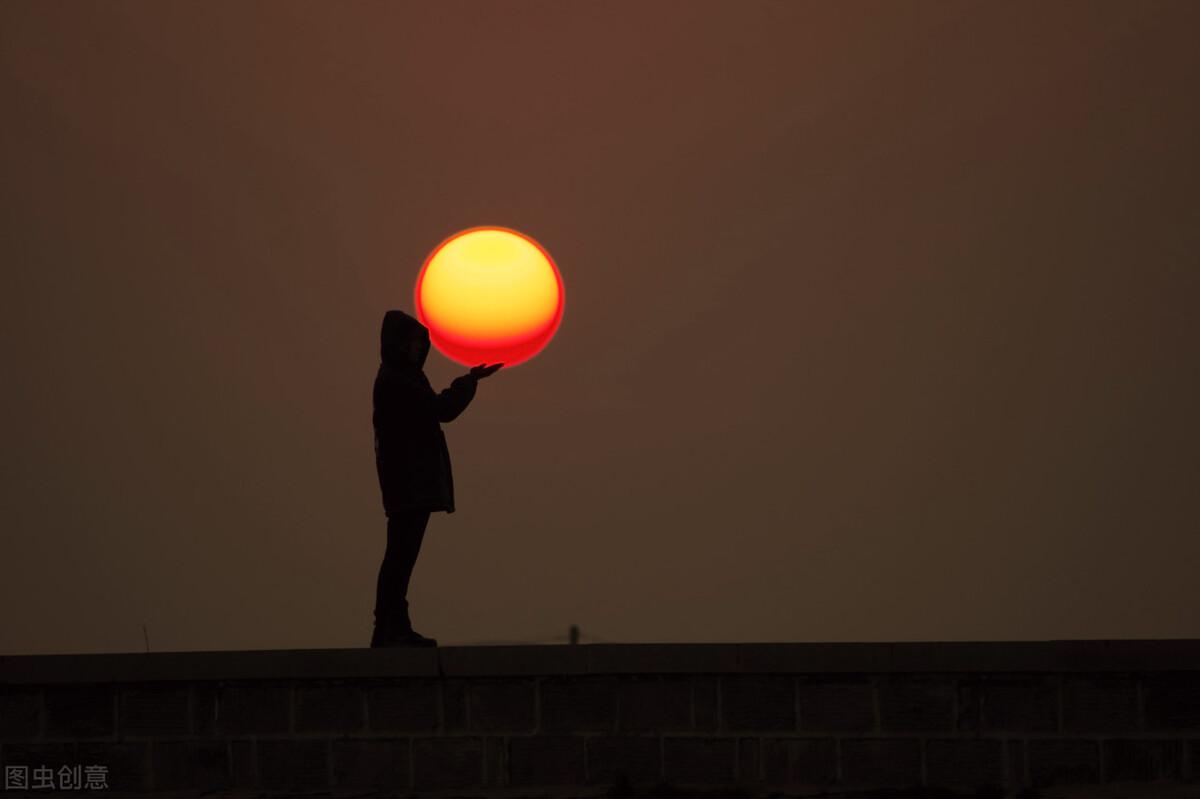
[419,229,559,342]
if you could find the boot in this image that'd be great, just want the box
[371,624,436,647]
[369,616,392,648]
[371,599,438,648]
[369,600,402,648]
[388,629,439,647]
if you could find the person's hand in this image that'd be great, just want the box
[469,363,504,380]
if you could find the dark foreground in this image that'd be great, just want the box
[1,640,1197,797]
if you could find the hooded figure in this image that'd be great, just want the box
[373,309,478,515]
[370,310,502,647]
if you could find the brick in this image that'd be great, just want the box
[483,735,505,786]
[925,738,1004,789]
[214,681,289,735]
[76,741,151,791]
[367,678,438,732]
[618,676,691,732]
[737,737,759,781]
[541,676,616,732]
[1103,738,1183,781]
[761,737,787,784]
[797,677,874,732]
[294,681,364,733]
[0,689,41,739]
[119,684,189,736]
[443,679,468,731]
[839,738,921,787]
[509,735,585,785]
[1062,676,1138,732]
[2,742,78,775]
[956,678,982,732]
[761,737,836,785]
[469,678,535,732]
[1144,672,1200,730]
[878,675,954,732]
[257,738,329,790]
[586,735,659,784]
[229,739,256,787]
[192,683,217,736]
[331,738,409,789]
[412,737,483,789]
[693,678,719,731]
[980,676,1058,732]
[151,739,229,791]
[1007,739,1026,788]
[663,737,736,783]
[1028,738,1099,787]
[44,685,114,738]
[723,675,795,731]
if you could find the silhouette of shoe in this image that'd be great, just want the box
[370,599,437,647]
[381,630,438,647]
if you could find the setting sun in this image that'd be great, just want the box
[415,227,564,368]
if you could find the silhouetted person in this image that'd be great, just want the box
[370,310,502,647]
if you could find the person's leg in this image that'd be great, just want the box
[387,508,431,634]
[372,509,431,643]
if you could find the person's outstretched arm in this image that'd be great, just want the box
[432,363,503,423]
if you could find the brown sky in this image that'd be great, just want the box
[3,1,1198,656]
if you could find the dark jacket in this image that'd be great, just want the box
[373,310,477,515]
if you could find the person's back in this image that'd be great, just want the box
[370,310,502,647]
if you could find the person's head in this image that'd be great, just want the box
[380,310,430,368]
[407,327,431,364]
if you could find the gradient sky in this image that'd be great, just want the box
[3,1,1198,656]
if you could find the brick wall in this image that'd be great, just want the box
[1,641,1198,795]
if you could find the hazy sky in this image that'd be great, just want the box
[3,1,1198,656]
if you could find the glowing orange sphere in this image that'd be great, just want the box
[415,226,564,368]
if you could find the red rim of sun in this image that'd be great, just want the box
[414,226,565,368]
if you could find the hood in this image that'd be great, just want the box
[380,309,430,369]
